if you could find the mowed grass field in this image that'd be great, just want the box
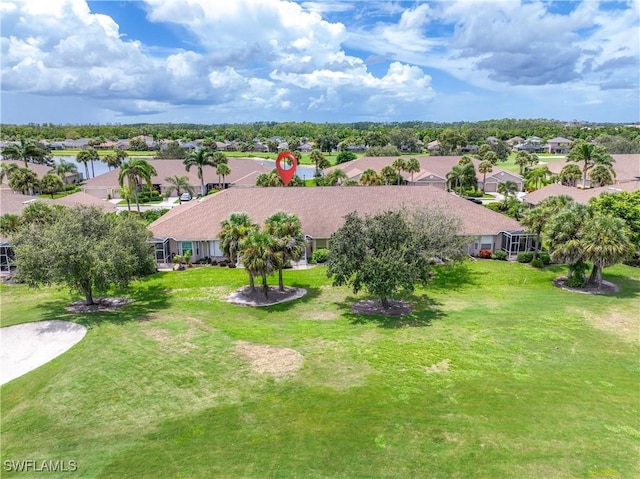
[1,261,638,479]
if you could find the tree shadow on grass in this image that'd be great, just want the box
[261,286,322,313]
[428,262,479,292]
[34,284,171,328]
[601,273,640,299]
[337,293,446,329]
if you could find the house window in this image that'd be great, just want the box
[480,235,493,251]
[180,241,192,255]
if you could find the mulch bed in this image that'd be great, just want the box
[350,299,413,316]
[65,297,132,313]
[226,286,307,307]
[553,276,620,295]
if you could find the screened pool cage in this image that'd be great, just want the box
[501,231,539,258]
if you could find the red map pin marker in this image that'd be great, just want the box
[275,151,298,186]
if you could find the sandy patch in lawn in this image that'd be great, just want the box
[0,320,87,385]
[583,310,639,343]
[425,359,450,374]
[226,286,307,307]
[235,341,303,377]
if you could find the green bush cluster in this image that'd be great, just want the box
[517,252,534,263]
[311,248,329,264]
[538,252,551,265]
[491,250,508,260]
[137,190,162,203]
[531,258,544,268]
[464,189,484,198]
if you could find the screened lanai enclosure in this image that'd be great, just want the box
[501,231,539,258]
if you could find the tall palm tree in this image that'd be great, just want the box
[458,154,473,165]
[525,165,552,191]
[405,158,420,184]
[582,215,634,288]
[117,184,134,212]
[39,173,64,198]
[0,162,19,184]
[219,213,258,268]
[240,230,278,298]
[359,168,382,186]
[380,165,397,185]
[392,158,406,185]
[310,149,329,178]
[514,151,532,175]
[216,163,231,189]
[1,139,50,167]
[482,151,499,166]
[8,167,39,195]
[497,180,518,199]
[50,159,78,181]
[447,163,476,196]
[118,159,158,213]
[76,149,100,179]
[478,160,493,194]
[324,168,348,186]
[264,211,305,291]
[164,175,194,200]
[567,141,614,189]
[184,148,215,195]
[544,202,590,284]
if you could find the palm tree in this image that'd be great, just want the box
[117,184,134,212]
[324,169,348,186]
[184,148,215,195]
[392,158,406,185]
[1,139,50,167]
[525,165,552,191]
[582,215,634,288]
[478,160,493,194]
[447,163,476,196]
[405,158,420,184]
[458,154,473,165]
[240,229,278,298]
[164,175,194,200]
[216,163,231,189]
[310,149,329,177]
[50,159,78,181]
[265,211,306,291]
[219,213,258,269]
[380,165,397,185]
[118,159,158,213]
[8,167,39,195]
[102,153,118,171]
[497,180,518,200]
[482,151,499,166]
[39,173,65,198]
[514,151,532,175]
[0,162,19,184]
[567,141,614,189]
[76,149,100,179]
[360,169,382,186]
[558,164,582,186]
[544,202,590,284]
[589,163,616,187]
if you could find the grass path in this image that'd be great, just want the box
[1,262,638,478]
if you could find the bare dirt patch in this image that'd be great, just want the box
[235,341,303,377]
[425,359,450,374]
[553,277,620,295]
[351,299,413,316]
[226,286,307,307]
[584,310,639,343]
[65,297,131,313]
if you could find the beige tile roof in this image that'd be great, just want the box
[81,158,272,189]
[0,189,116,215]
[328,155,522,183]
[523,181,640,206]
[0,190,41,215]
[149,185,522,241]
[546,154,640,182]
[51,192,117,212]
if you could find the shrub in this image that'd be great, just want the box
[311,248,330,264]
[517,252,534,263]
[491,250,508,261]
[538,252,551,265]
[477,249,492,259]
[464,189,484,198]
[566,275,586,288]
[531,258,543,268]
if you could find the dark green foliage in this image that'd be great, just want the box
[538,252,551,265]
[311,248,329,264]
[12,205,155,305]
[327,208,466,308]
[491,250,508,261]
[138,209,170,224]
[589,191,640,248]
[517,252,534,263]
[335,151,357,164]
[530,258,544,268]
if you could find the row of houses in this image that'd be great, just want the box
[426,137,573,154]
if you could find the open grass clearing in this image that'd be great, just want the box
[1,261,638,478]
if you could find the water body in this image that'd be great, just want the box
[52,156,317,181]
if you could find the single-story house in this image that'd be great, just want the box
[81,158,273,199]
[546,154,640,188]
[1,160,82,185]
[523,181,640,207]
[326,156,525,192]
[148,186,533,266]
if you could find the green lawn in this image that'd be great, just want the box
[498,153,568,174]
[1,261,638,478]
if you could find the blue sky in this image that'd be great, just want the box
[1,0,638,125]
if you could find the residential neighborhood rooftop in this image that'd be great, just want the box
[523,181,640,206]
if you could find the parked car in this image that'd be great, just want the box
[179,192,192,202]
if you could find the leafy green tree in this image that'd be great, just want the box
[0,213,20,236]
[12,205,155,305]
[118,159,158,213]
[8,167,39,195]
[327,208,465,308]
[240,230,278,298]
[405,158,420,183]
[184,148,215,195]
[265,211,305,291]
[50,159,78,180]
[481,150,499,166]
[558,163,582,186]
[39,173,65,198]
[336,151,357,164]
[1,139,51,167]
[439,129,466,155]
[590,191,640,248]
[156,141,187,159]
[164,175,194,199]
[521,195,575,259]
[359,168,382,186]
[582,215,634,288]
